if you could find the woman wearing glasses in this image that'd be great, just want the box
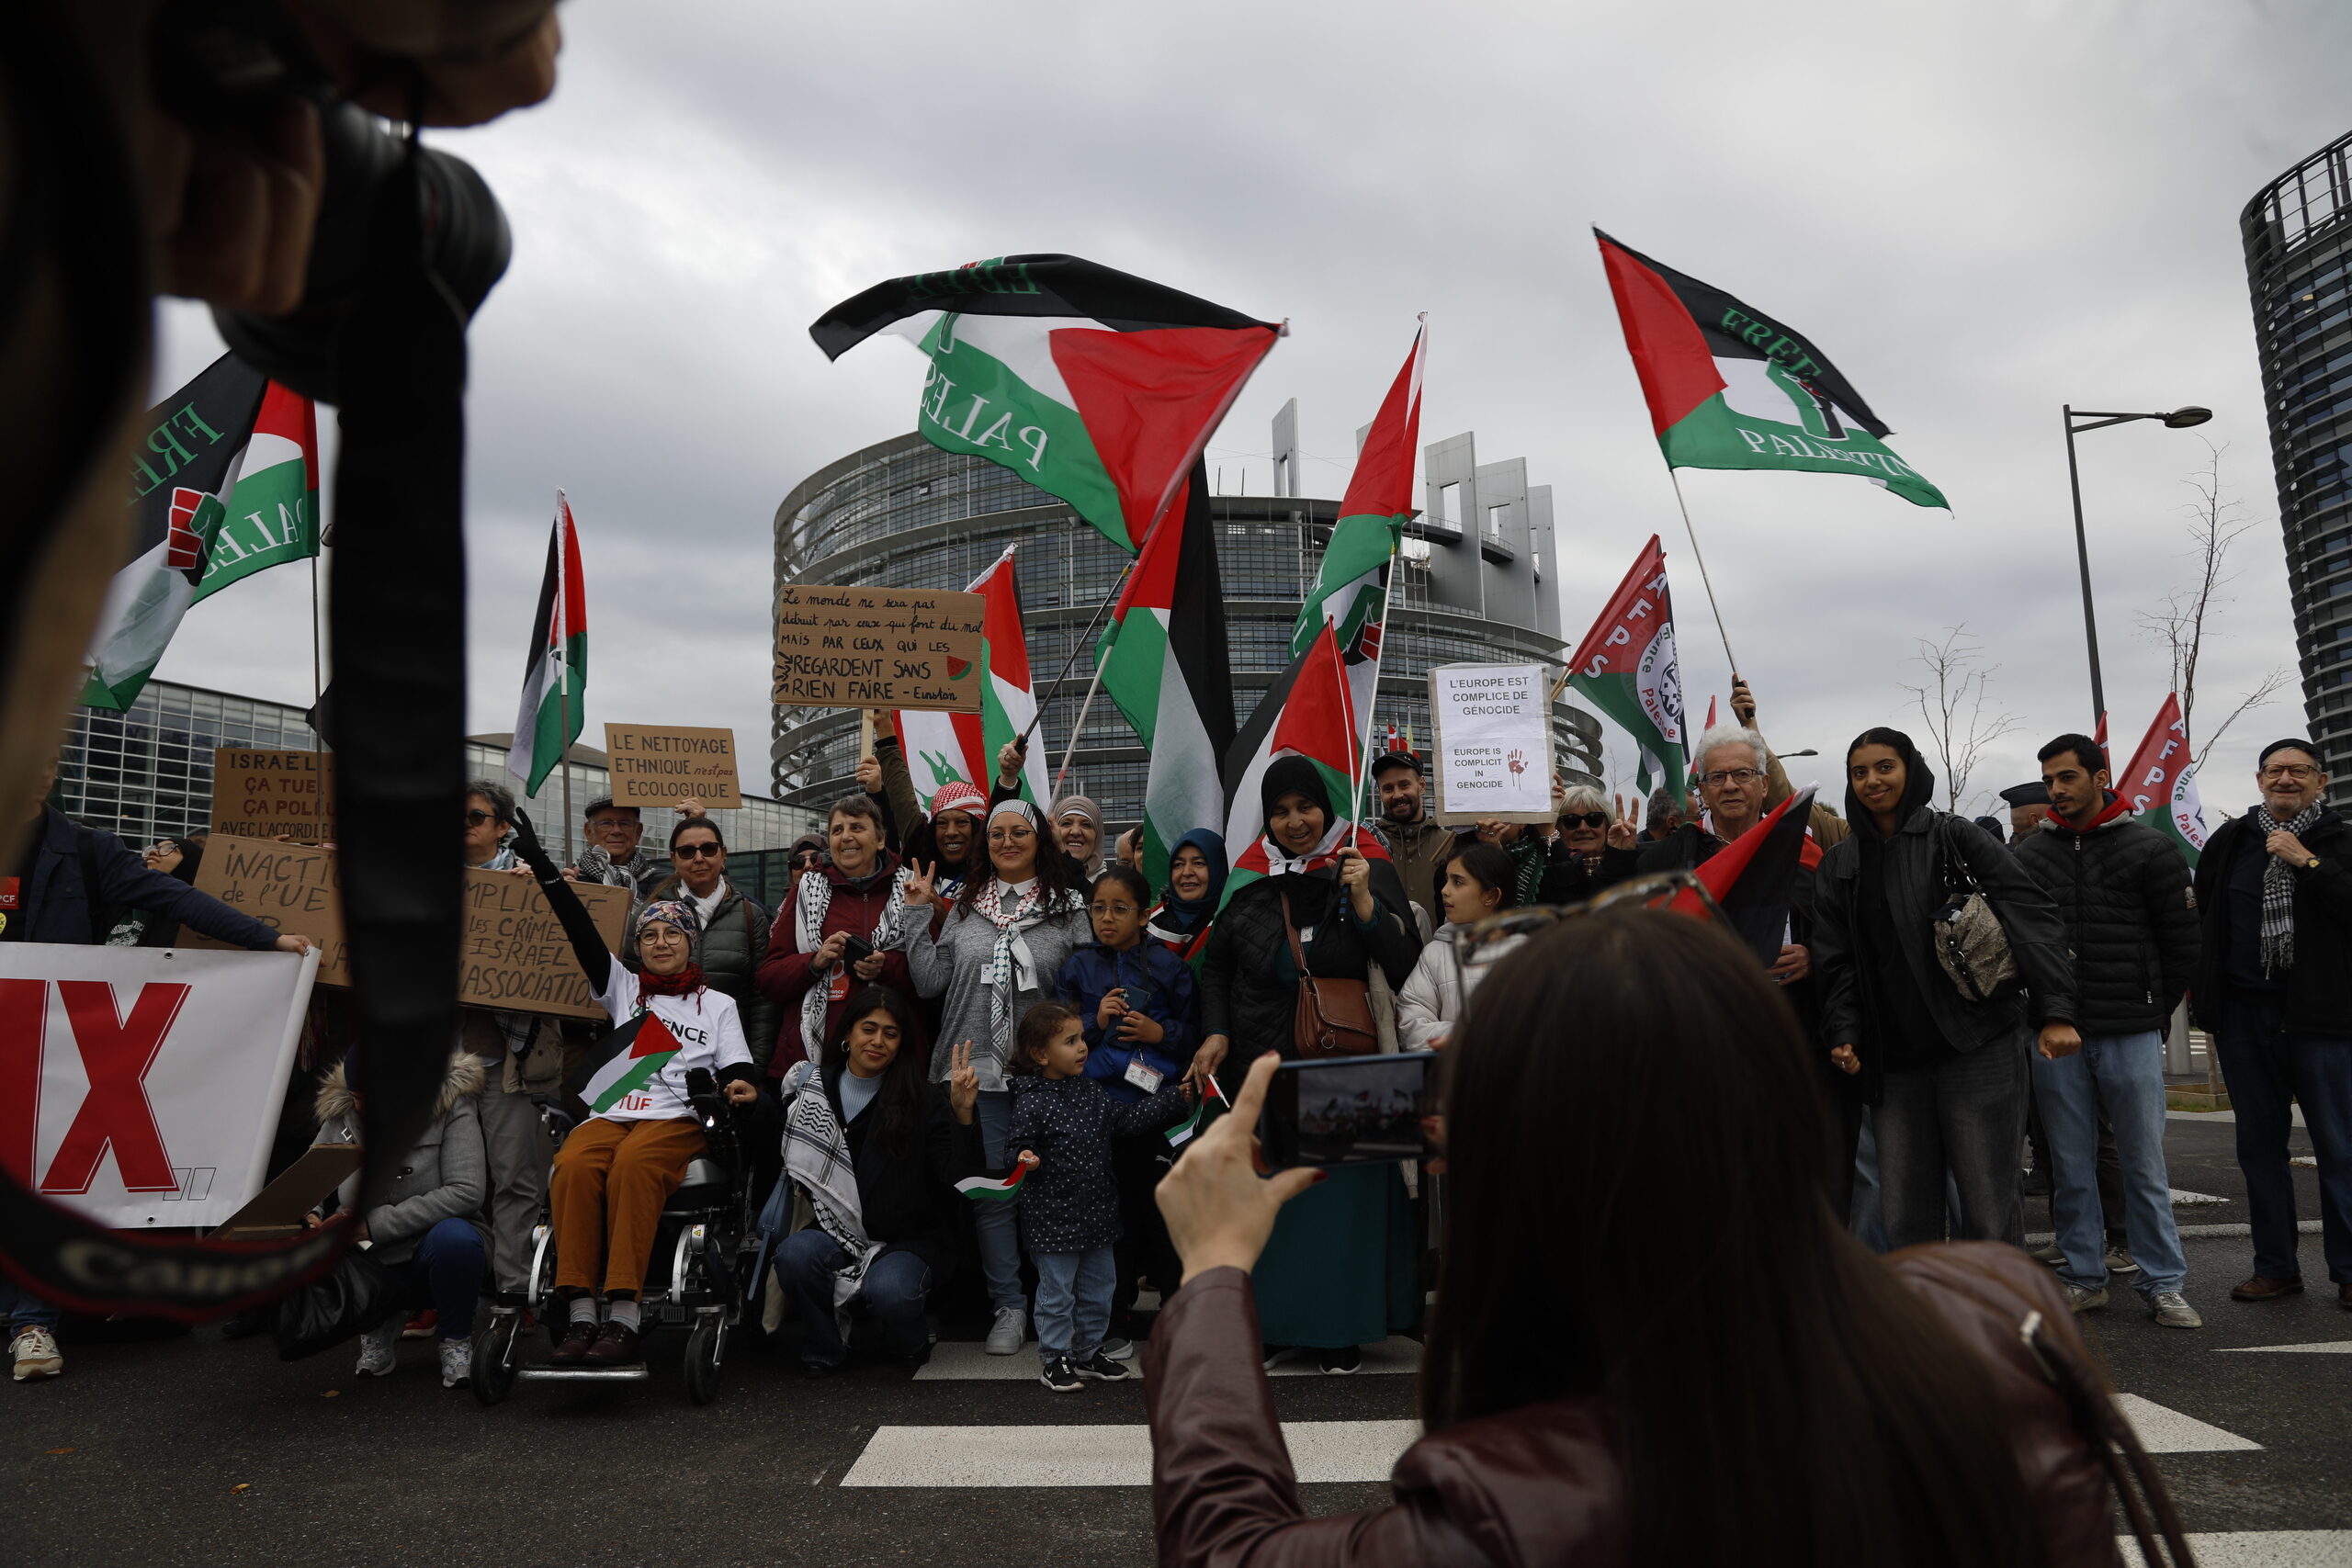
[637,818,779,1073]
[1537,784,1639,902]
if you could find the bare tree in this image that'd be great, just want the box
[1901,624,2023,814]
[2136,443,2290,757]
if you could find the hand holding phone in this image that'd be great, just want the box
[1257,1052,1442,1168]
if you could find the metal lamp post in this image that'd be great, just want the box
[2063,404,2212,730]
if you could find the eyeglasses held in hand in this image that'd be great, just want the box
[1451,873,1722,970]
[673,842,723,859]
[1698,768,1765,788]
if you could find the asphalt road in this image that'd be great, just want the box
[2,1114,2342,1568]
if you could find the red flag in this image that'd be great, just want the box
[1669,786,1815,966]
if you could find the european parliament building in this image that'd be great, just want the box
[769,423,1606,822]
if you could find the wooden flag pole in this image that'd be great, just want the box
[1668,470,1740,681]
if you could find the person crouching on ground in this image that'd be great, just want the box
[1005,1002,1191,1392]
[511,813,759,1366]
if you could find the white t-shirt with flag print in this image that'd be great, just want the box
[587,967,752,1123]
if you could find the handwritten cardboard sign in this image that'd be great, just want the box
[210,748,335,841]
[1430,663,1555,826]
[187,841,629,1019]
[772,583,984,713]
[603,723,743,809]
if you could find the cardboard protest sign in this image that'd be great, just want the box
[0,942,319,1230]
[603,723,742,809]
[1430,663,1555,826]
[187,842,628,1019]
[210,748,334,840]
[773,583,984,713]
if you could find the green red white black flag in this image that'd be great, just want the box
[1566,536,1690,812]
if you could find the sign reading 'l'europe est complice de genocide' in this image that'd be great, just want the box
[1430,663,1555,826]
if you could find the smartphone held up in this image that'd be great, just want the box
[1257,1052,1442,1169]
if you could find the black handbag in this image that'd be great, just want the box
[273,1245,397,1362]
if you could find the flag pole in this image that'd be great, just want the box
[1017,556,1135,754]
[1348,570,1397,838]
[1667,470,1740,679]
[309,554,326,843]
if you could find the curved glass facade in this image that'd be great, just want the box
[2245,132,2352,805]
[774,436,1607,823]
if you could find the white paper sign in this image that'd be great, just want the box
[0,943,318,1230]
[1430,663,1555,823]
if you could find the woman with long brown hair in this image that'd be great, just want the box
[1146,905,2121,1566]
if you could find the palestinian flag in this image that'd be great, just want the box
[1595,231,1948,510]
[955,1164,1032,1203]
[2117,694,2208,864]
[84,357,321,711]
[1293,321,1424,753]
[1221,621,1385,908]
[1096,459,1235,889]
[580,1010,684,1116]
[893,544,1048,811]
[1677,785,1815,966]
[1566,536,1689,812]
[1163,1097,1207,1147]
[810,255,1282,550]
[507,493,586,795]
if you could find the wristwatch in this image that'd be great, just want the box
[2307,855,2323,871]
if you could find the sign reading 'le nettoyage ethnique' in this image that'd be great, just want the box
[602,724,742,809]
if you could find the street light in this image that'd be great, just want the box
[2063,405,2213,729]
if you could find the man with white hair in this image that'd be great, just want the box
[1632,722,1813,987]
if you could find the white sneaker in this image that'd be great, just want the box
[437,1338,471,1388]
[9,1326,62,1382]
[355,1321,399,1377]
[985,1307,1027,1356]
[2149,1292,2202,1329]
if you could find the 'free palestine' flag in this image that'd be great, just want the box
[1096,459,1236,890]
[1292,320,1424,764]
[893,544,1049,812]
[1566,536,1690,813]
[84,357,322,711]
[1595,230,1948,511]
[507,493,587,795]
[579,1010,684,1116]
[2117,693,2209,864]
[810,255,1282,550]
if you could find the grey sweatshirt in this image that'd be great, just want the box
[894,887,1092,1090]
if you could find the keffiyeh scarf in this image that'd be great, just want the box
[794,864,910,1053]
[762,1060,880,1345]
[2253,804,2323,976]
[973,876,1083,1063]
[1258,818,1374,879]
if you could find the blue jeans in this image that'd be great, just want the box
[1876,1032,2029,1249]
[1033,1246,1114,1363]
[777,1229,932,1367]
[390,1218,486,1339]
[2031,1031,2187,1297]
[973,1089,1023,1313]
[2216,997,2352,1284]
[0,1282,60,1333]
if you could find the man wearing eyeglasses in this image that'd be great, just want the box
[1642,723,1815,990]
[572,797,669,897]
[2189,739,2352,1311]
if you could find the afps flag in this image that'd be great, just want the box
[894,545,1048,811]
[1566,536,1689,811]
[811,255,1281,550]
[1595,231,1948,510]
[2117,694,2208,864]
[85,357,322,711]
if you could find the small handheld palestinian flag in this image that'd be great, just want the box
[955,1163,1033,1203]
[579,1010,684,1116]
[1163,1097,1207,1148]
[1595,230,1947,510]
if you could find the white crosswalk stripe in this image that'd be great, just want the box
[912,1336,1423,1381]
[840,1419,1420,1486]
[2118,1531,2352,1566]
[2113,1393,2263,1453]
[2214,1339,2352,1355]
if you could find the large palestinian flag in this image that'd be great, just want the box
[2117,694,2208,864]
[1595,231,1948,510]
[1221,620,1371,905]
[1097,460,1234,888]
[810,255,1282,550]
[1566,536,1689,812]
[507,493,587,795]
[84,357,321,710]
[579,1010,684,1117]
[1293,321,1424,760]
[894,544,1048,810]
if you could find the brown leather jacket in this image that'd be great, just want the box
[1145,1245,2117,1567]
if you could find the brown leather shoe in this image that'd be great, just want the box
[583,1322,641,1365]
[2230,1275,2304,1302]
[549,1320,599,1364]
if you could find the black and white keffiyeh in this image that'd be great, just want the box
[793,864,910,1052]
[2253,803,2323,976]
[775,1059,881,1345]
[970,876,1084,1064]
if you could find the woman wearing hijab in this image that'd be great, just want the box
[1193,755,1422,1373]
[1145,828,1228,961]
[895,796,1093,1356]
[105,832,211,946]
[1811,728,2077,1252]
[1051,794,1106,879]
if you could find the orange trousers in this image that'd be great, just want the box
[549,1116,707,1296]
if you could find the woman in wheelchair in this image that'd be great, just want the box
[514,813,760,1366]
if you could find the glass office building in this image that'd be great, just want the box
[770,432,1606,821]
[2244,130,2352,805]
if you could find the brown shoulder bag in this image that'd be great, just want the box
[1280,888,1378,1058]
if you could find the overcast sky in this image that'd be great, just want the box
[151,0,2344,821]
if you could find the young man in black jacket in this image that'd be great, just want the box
[2189,740,2352,1310]
[2014,736,2200,1326]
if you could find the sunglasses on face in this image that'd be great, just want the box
[463,809,494,828]
[673,842,723,859]
[1562,811,1610,829]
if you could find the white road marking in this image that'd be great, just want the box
[2113,1393,2263,1453]
[839,1419,1420,1486]
[2216,1340,2352,1355]
[912,1337,1422,1381]
[2171,1189,2230,1204]
[2118,1530,2352,1566]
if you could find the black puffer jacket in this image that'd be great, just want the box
[635,877,781,1069]
[2013,802,2199,1036]
[1198,863,1422,1063]
[2190,809,2352,1038]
